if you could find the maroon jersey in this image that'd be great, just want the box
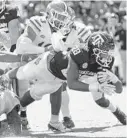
[70,47,114,77]
[49,51,68,80]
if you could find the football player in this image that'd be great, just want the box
[0,53,36,135]
[2,31,124,134]
[67,31,126,125]
[14,0,91,130]
[13,0,77,131]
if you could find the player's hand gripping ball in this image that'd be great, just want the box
[97,69,117,95]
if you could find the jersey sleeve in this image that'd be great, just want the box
[26,16,46,35]
[70,47,89,66]
[5,6,19,23]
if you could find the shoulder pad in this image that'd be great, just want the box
[27,15,47,34]
[70,47,89,65]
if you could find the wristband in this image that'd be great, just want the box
[112,75,119,83]
[89,83,98,92]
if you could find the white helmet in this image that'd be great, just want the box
[46,0,75,35]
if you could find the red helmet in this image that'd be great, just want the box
[88,31,115,68]
[46,1,75,34]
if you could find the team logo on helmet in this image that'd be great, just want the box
[88,32,115,68]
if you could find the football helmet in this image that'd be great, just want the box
[88,32,115,68]
[46,1,75,35]
[0,0,6,14]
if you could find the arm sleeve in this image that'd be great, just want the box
[15,36,45,54]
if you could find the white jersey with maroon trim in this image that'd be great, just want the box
[24,15,52,49]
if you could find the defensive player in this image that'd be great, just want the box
[67,31,126,125]
[14,0,76,131]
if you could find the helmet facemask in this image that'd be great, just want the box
[93,48,114,67]
[47,2,75,35]
[88,32,115,68]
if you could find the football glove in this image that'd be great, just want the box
[97,69,119,84]
[89,82,116,96]
[99,82,116,95]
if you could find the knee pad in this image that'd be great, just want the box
[95,97,110,108]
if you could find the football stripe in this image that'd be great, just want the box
[78,28,84,35]
[30,19,41,32]
[35,19,42,27]
[80,30,89,38]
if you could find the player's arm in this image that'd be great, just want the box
[0,51,38,63]
[67,56,90,92]
[16,26,45,54]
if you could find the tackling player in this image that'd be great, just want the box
[67,31,126,125]
[13,0,76,131]
[2,32,125,135]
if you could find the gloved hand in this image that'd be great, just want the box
[98,82,116,95]
[89,82,116,96]
[97,69,119,84]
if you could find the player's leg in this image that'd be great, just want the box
[61,82,75,128]
[17,79,30,130]
[48,85,65,132]
[20,82,66,132]
[0,91,21,135]
[91,91,126,125]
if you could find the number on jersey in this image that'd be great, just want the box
[72,48,81,55]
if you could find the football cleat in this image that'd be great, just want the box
[21,117,30,130]
[113,107,127,125]
[48,121,66,133]
[63,117,75,128]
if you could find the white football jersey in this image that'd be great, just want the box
[25,15,52,48]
